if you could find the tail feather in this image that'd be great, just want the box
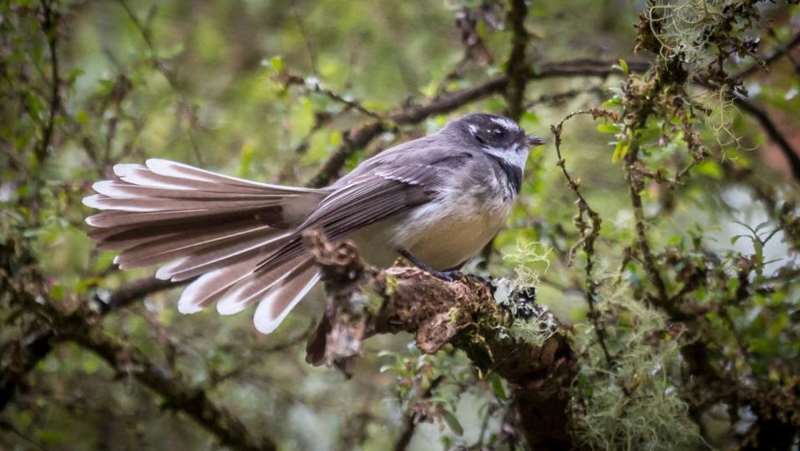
[89,215,267,251]
[144,158,314,193]
[92,180,295,201]
[114,164,264,193]
[153,231,291,281]
[216,255,309,316]
[85,206,277,228]
[116,227,284,270]
[116,224,273,265]
[177,253,264,314]
[84,194,289,213]
[254,260,320,334]
[84,158,329,334]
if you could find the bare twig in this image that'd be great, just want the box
[35,0,61,164]
[0,276,181,412]
[732,94,800,182]
[282,73,386,122]
[550,109,615,367]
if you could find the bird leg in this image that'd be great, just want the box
[397,249,464,282]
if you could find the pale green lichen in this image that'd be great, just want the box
[492,277,559,348]
[507,312,558,348]
[502,240,553,288]
[570,284,704,451]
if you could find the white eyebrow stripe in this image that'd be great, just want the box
[468,124,479,134]
[489,117,518,131]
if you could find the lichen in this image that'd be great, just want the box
[570,284,703,451]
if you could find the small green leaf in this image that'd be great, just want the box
[611,141,629,163]
[442,409,464,436]
[618,58,629,75]
[50,283,64,302]
[489,373,508,400]
[262,55,284,73]
[694,161,722,179]
[596,123,621,134]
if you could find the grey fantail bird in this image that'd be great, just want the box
[83,113,546,333]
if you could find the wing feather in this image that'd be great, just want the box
[255,164,442,273]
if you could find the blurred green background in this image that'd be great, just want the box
[2,0,799,450]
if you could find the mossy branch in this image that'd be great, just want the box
[302,231,577,450]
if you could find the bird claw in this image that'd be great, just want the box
[397,249,464,282]
[428,269,464,282]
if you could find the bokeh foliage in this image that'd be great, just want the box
[1,0,799,450]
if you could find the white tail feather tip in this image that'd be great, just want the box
[253,272,320,334]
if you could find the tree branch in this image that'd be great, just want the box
[504,0,530,121]
[302,231,577,450]
[732,94,800,182]
[35,0,62,165]
[306,58,647,188]
[56,310,277,451]
[0,276,181,412]
[734,32,800,79]
[1,253,272,451]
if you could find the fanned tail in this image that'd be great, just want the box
[84,158,328,333]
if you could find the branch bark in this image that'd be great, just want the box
[302,231,577,450]
[504,0,530,121]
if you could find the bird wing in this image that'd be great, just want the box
[255,162,448,272]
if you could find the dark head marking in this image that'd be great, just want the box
[457,113,526,150]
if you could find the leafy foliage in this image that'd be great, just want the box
[2,0,800,450]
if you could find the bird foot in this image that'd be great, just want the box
[397,249,464,282]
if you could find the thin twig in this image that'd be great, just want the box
[732,94,800,182]
[392,376,444,451]
[35,0,61,165]
[550,109,615,367]
[116,0,204,165]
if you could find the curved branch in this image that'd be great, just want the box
[735,32,800,79]
[58,314,277,451]
[36,0,62,164]
[1,266,272,450]
[306,58,646,188]
[0,276,181,412]
[733,94,800,182]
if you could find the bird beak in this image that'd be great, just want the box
[526,134,546,147]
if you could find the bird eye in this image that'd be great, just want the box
[490,128,506,136]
